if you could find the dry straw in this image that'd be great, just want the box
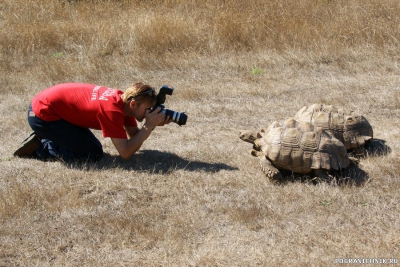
[1,0,399,266]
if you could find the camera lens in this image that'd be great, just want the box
[163,109,187,126]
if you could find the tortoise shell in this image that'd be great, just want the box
[294,104,373,152]
[240,118,350,179]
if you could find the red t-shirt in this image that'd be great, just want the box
[31,83,137,139]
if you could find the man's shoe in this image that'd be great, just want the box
[13,132,42,157]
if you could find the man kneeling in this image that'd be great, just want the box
[14,82,170,161]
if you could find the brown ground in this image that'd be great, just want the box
[1,0,399,266]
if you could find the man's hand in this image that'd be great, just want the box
[158,115,172,126]
[144,107,166,130]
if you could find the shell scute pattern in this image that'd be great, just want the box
[239,103,372,180]
[294,104,373,152]
[241,119,350,179]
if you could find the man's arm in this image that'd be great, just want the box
[125,125,139,140]
[111,124,153,159]
[111,109,171,160]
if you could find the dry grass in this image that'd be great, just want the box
[1,0,400,266]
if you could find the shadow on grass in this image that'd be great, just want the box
[364,138,391,157]
[268,162,369,187]
[65,149,238,173]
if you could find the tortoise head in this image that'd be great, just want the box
[239,130,262,144]
[344,114,374,140]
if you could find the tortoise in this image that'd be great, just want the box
[239,118,350,180]
[294,104,373,154]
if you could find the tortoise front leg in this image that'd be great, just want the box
[313,169,332,182]
[258,154,284,181]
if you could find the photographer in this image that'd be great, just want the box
[14,82,171,161]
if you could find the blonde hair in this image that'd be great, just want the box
[121,82,157,105]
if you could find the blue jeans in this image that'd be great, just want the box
[27,104,103,161]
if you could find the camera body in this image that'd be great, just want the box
[153,85,187,126]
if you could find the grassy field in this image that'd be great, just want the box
[1,0,399,266]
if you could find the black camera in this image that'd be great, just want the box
[153,85,187,126]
